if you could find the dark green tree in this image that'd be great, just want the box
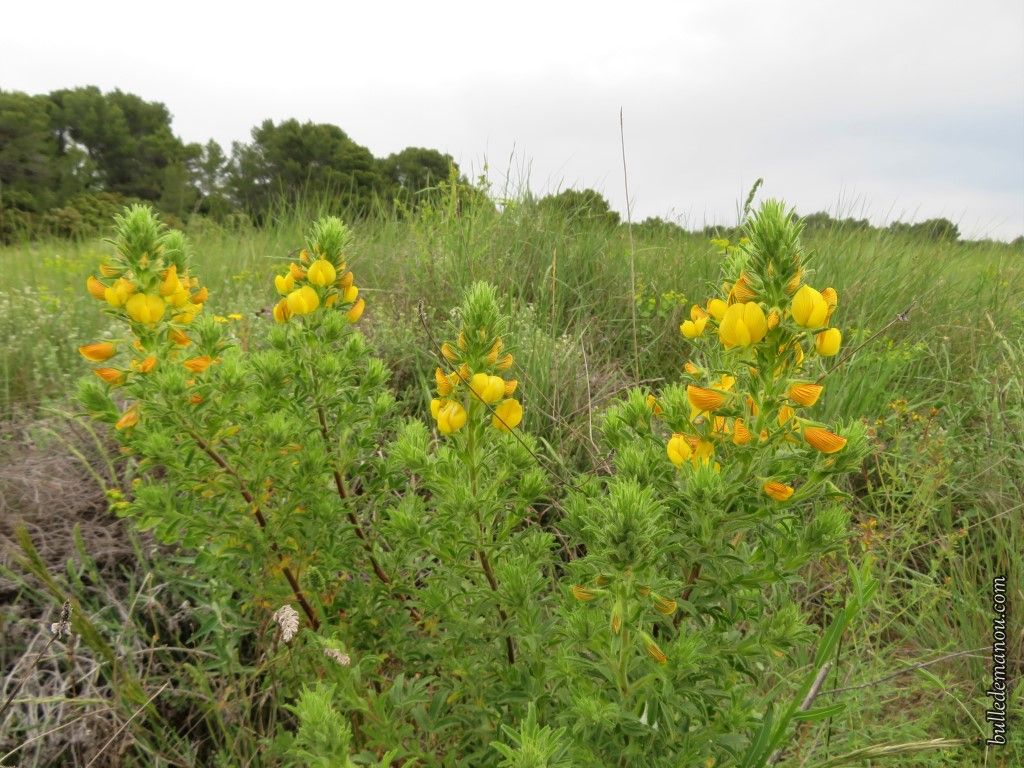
[0,91,59,213]
[383,146,456,197]
[229,119,385,217]
[537,188,620,228]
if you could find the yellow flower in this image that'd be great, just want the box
[337,271,355,290]
[486,338,504,364]
[706,298,728,321]
[821,287,838,315]
[99,262,121,278]
[298,248,311,264]
[169,288,191,308]
[718,302,768,348]
[778,405,796,426]
[170,329,191,346]
[729,273,757,302]
[324,294,339,308]
[286,286,320,316]
[104,278,136,308]
[683,360,701,376]
[437,400,468,434]
[803,426,847,453]
[183,355,215,373]
[732,418,752,445]
[763,481,795,501]
[86,276,107,301]
[644,638,668,664]
[159,265,181,296]
[767,309,780,329]
[495,353,514,371]
[115,405,139,431]
[275,271,295,295]
[436,367,455,396]
[125,294,166,325]
[288,262,306,280]
[788,382,824,407]
[571,585,596,602]
[785,269,803,295]
[191,287,209,304]
[343,285,359,303]
[653,595,677,615]
[790,285,829,328]
[94,367,126,386]
[667,434,692,466]
[307,259,337,287]
[133,355,157,374]
[816,328,842,356]
[79,342,115,362]
[492,398,523,431]
[346,297,365,323]
[645,393,662,416]
[680,315,708,339]
[504,379,519,397]
[687,385,727,413]
[228,313,243,321]
[441,342,458,362]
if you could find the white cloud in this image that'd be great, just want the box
[2,0,1021,238]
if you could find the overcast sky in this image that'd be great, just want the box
[3,1,1022,239]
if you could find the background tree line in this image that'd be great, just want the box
[1,86,983,244]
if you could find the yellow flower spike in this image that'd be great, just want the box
[790,285,829,328]
[645,393,662,416]
[816,328,842,357]
[125,294,166,325]
[99,262,121,278]
[667,434,693,466]
[337,271,354,290]
[785,268,803,295]
[680,316,708,339]
[504,379,518,397]
[343,285,359,303]
[571,585,597,602]
[170,329,191,346]
[803,426,848,453]
[486,338,504,364]
[275,271,295,296]
[115,405,140,431]
[159,265,180,296]
[687,385,727,413]
[94,367,126,386]
[718,302,768,348]
[79,342,116,362]
[435,367,455,396]
[86,276,107,300]
[307,259,337,287]
[706,298,728,321]
[437,400,468,434]
[495,353,514,371]
[183,355,215,374]
[288,262,307,280]
[346,297,365,323]
[644,637,668,664]
[191,286,209,304]
[763,481,795,501]
[788,382,824,407]
[653,595,677,616]
[732,418,752,445]
[134,355,157,374]
[441,342,458,362]
[286,285,320,316]
[492,398,523,431]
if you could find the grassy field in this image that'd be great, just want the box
[1,197,1022,765]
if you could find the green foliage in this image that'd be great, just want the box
[537,188,621,228]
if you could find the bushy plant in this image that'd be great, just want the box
[76,202,887,766]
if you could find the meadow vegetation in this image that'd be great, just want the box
[0,186,1021,766]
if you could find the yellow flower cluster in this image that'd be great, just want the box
[430,332,522,435]
[271,248,365,324]
[666,262,849,500]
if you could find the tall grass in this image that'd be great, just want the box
[1,196,1021,764]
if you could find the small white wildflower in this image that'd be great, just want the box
[49,600,72,639]
[272,604,300,643]
[323,648,351,667]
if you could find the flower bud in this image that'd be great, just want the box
[687,385,727,413]
[571,585,597,602]
[732,418,752,445]
[94,368,126,386]
[763,481,794,501]
[803,426,847,453]
[79,342,115,362]
[680,316,707,339]
[183,356,215,373]
[346,297,365,323]
[706,298,728,321]
[436,400,468,434]
[275,272,295,295]
[492,398,523,431]
[815,328,842,357]
[666,433,693,466]
[115,405,139,430]
[788,382,824,407]
[86,276,107,300]
[790,286,829,328]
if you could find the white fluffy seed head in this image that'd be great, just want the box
[272,605,300,643]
